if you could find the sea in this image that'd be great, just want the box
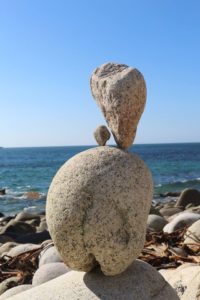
[0,143,200,215]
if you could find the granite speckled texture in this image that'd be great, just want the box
[90,63,146,149]
[8,260,179,300]
[46,146,153,276]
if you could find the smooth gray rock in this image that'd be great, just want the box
[90,63,146,149]
[39,246,62,267]
[0,235,14,244]
[9,260,179,300]
[7,243,40,257]
[0,285,32,299]
[176,188,200,208]
[0,220,35,236]
[15,230,50,244]
[147,214,168,232]
[32,262,70,286]
[46,146,153,276]
[163,212,200,233]
[94,125,111,146]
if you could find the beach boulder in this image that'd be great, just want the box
[32,262,70,286]
[7,243,40,257]
[159,207,183,219]
[15,230,51,244]
[0,220,36,236]
[90,63,146,149]
[15,212,40,223]
[147,214,168,232]
[176,188,200,208]
[39,245,62,267]
[0,242,18,256]
[46,146,153,276]
[163,212,200,233]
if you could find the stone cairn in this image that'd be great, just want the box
[44,63,179,299]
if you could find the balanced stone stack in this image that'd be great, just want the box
[9,63,179,299]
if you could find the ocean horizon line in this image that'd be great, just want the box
[2,141,200,149]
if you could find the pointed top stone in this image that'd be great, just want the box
[90,62,147,149]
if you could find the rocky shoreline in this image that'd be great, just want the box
[0,187,199,299]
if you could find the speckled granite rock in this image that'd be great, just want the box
[94,125,110,146]
[7,260,179,300]
[90,63,146,149]
[46,146,153,276]
[0,285,32,299]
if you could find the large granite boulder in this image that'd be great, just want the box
[90,63,146,149]
[46,146,153,276]
[7,260,179,300]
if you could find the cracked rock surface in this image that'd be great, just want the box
[90,63,146,149]
[46,146,153,276]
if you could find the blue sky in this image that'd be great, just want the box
[0,0,200,147]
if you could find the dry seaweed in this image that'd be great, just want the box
[0,243,53,284]
[139,226,200,269]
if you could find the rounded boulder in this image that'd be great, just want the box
[32,262,70,286]
[46,146,153,276]
[163,212,200,233]
[147,214,168,232]
[176,188,200,209]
